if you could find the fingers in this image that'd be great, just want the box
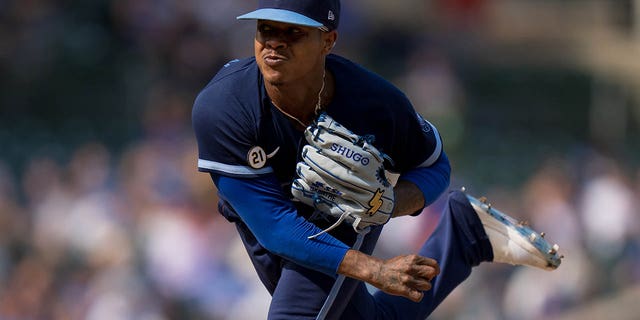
[413,256,440,280]
[382,255,440,302]
[402,277,432,302]
[407,289,425,303]
[405,265,436,302]
[398,255,439,281]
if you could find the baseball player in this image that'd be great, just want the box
[192,0,562,319]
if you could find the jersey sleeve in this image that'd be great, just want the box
[213,173,350,276]
[192,83,271,177]
[395,107,443,169]
[385,94,449,209]
[380,92,444,172]
[328,55,443,172]
[411,111,444,168]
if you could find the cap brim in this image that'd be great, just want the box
[237,8,323,28]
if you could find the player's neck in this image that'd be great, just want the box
[267,69,334,127]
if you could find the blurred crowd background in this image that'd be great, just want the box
[1,0,639,319]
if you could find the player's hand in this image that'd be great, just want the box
[339,250,440,302]
[372,254,440,302]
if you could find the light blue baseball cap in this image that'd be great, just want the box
[237,0,340,31]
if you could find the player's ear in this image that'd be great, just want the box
[322,30,338,54]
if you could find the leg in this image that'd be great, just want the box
[261,190,563,319]
[338,190,493,319]
[267,227,384,320]
[339,189,563,319]
[267,262,334,320]
[233,220,282,295]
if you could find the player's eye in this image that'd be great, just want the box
[258,24,274,35]
[257,23,309,44]
[285,27,306,40]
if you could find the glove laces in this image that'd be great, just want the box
[307,211,350,239]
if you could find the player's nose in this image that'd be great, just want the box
[264,37,287,50]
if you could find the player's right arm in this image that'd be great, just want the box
[213,172,438,301]
[212,172,350,275]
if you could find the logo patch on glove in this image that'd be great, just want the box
[367,189,385,216]
[330,143,370,165]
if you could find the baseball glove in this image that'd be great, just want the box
[291,113,395,238]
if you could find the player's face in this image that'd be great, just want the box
[254,20,334,86]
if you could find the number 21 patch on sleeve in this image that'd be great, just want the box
[247,146,280,169]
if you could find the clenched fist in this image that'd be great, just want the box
[339,251,440,302]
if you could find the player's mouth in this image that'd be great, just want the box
[263,53,288,67]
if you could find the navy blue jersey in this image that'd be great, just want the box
[192,54,445,275]
[193,54,441,191]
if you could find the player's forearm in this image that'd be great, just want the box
[337,249,383,284]
[392,152,451,218]
[392,180,425,218]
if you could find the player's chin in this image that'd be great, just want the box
[261,69,288,86]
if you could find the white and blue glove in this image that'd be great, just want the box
[292,113,395,238]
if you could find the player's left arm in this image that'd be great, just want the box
[392,151,451,218]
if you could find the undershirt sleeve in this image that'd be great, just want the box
[212,173,350,276]
[398,151,451,215]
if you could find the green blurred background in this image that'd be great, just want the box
[0,0,639,319]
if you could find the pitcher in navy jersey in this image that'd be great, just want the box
[192,1,560,319]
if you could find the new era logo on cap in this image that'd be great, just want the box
[237,0,341,31]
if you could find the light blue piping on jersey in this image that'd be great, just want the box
[198,159,273,175]
[417,121,442,168]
